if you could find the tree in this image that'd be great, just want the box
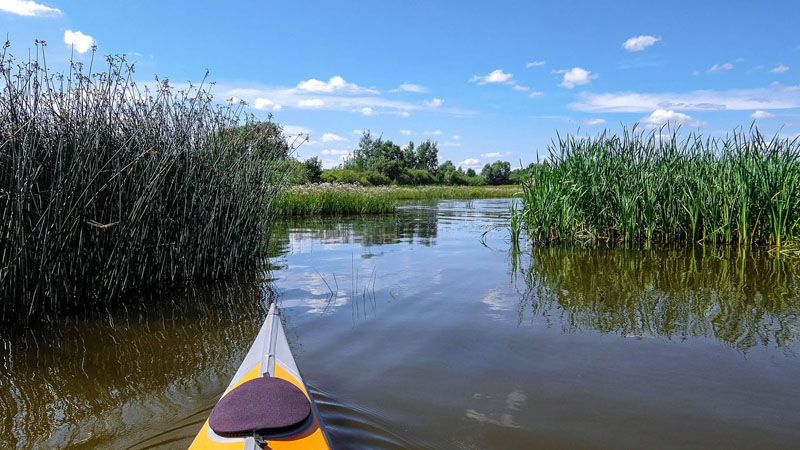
[416,140,439,174]
[304,157,323,183]
[481,160,511,185]
[466,167,476,177]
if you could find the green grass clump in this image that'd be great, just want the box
[519,127,800,247]
[0,43,287,321]
[274,184,518,216]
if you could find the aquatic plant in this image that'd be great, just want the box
[273,183,518,216]
[518,126,800,247]
[0,42,287,320]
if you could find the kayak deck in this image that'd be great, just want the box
[188,305,331,450]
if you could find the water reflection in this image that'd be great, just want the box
[516,246,800,352]
[0,276,272,449]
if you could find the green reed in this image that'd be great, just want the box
[0,42,287,320]
[274,183,518,216]
[519,127,800,248]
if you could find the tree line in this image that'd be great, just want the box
[287,130,532,186]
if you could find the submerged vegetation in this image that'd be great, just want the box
[519,127,800,249]
[274,183,519,216]
[0,43,288,320]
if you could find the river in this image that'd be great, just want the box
[2,198,799,449]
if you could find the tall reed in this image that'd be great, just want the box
[519,127,800,247]
[0,42,287,321]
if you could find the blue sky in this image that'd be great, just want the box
[2,0,799,169]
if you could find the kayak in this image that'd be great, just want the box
[189,304,332,449]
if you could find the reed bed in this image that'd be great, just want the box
[519,127,800,248]
[0,43,286,321]
[274,183,518,216]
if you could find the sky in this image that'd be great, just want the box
[2,0,799,169]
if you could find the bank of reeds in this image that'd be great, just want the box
[274,183,518,216]
[519,127,800,248]
[0,43,287,321]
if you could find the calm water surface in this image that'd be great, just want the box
[2,198,800,449]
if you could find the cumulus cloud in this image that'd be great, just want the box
[529,91,544,98]
[320,149,349,156]
[570,83,800,112]
[216,77,473,117]
[557,67,597,89]
[253,97,281,111]
[458,158,482,169]
[296,76,378,94]
[481,152,503,158]
[470,69,514,85]
[770,64,789,74]
[0,0,60,16]
[622,35,660,52]
[391,83,428,93]
[321,133,347,142]
[641,109,705,128]
[424,98,444,107]
[424,130,442,135]
[750,110,775,119]
[400,129,412,135]
[283,125,311,135]
[526,61,546,68]
[512,85,530,92]
[361,107,374,116]
[298,98,324,108]
[583,118,606,125]
[708,63,733,73]
[64,30,95,53]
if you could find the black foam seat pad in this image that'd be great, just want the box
[209,376,312,438]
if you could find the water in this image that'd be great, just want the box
[2,198,800,449]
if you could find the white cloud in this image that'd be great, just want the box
[424,130,442,135]
[391,83,428,93]
[512,85,530,92]
[253,97,282,111]
[481,152,503,158]
[298,98,324,108]
[296,76,378,94]
[458,158,482,169]
[708,63,733,73]
[0,0,60,16]
[64,30,95,53]
[453,135,460,140]
[400,129,412,135]
[470,69,514,85]
[640,109,705,128]
[216,79,474,117]
[529,91,544,98]
[283,125,311,135]
[583,118,606,125]
[424,98,444,107]
[441,141,461,147]
[526,61,546,68]
[557,67,597,89]
[352,129,364,135]
[361,107,374,116]
[770,64,789,74]
[570,83,800,112]
[320,149,349,156]
[226,97,241,104]
[622,35,660,52]
[321,133,347,142]
[750,110,775,119]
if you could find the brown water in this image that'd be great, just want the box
[2,198,800,449]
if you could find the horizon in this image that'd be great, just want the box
[2,0,799,169]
